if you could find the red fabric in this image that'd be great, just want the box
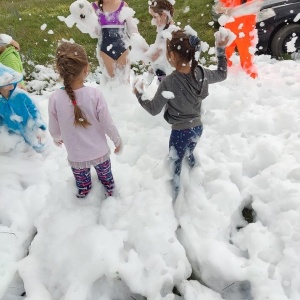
[221,0,248,7]
[220,0,258,78]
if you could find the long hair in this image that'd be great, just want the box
[149,0,175,30]
[167,29,200,76]
[97,0,103,11]
[55,42,91,128]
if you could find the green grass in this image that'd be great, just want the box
[1,0,217,78]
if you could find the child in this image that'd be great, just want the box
[92,0,140,79]
[145,0,176,82]
[0,34,26,89]
[48,42,122,198]
[215,0,258,78]
[134,28,228,199]
[0,63,46,151]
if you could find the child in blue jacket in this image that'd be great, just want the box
[0,63,46,151]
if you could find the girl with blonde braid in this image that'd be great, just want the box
[48,42,122,198]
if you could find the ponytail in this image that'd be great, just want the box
[188,35,201,77]
[97,0,103,11]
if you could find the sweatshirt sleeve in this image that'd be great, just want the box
[136,81,170,116]
[48,94,61,139]
[204,46,227,84]
[96,92,121,148]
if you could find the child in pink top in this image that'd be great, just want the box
[48,42,122,198]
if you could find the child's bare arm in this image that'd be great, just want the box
[10,39,20,51]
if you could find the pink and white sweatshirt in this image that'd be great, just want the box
[48,86,121,162]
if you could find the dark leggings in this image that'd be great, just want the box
[169,125,203,196]
[71,159,114,197]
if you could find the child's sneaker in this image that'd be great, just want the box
[104,188,119,198]
[76,191,89,198]
[104,191,113,198]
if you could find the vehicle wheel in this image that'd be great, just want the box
[270,24,300,57]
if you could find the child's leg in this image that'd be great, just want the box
[169,126,203,171]
[169,130,186,198]
[169,126,203,197]
[71,167,92,198]
[225,40,237,67]
[115,50,130,83]
[94,159,115,196]
[236,35,258,78]
[185,125,203,168]
[169,130,186,178]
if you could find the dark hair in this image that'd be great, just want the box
[55,42,91,128]
[167,29,200,76]
[97,0,103,11]
[149,0,175,29]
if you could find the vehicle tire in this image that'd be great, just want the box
[270,24,300,57]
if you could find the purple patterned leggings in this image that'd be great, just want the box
[71,159,115,197]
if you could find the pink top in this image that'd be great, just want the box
[48,86,121,162]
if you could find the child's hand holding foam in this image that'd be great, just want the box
[215,27,232,47]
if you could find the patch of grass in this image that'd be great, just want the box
[1,0,99,76]
[0,0,217,78]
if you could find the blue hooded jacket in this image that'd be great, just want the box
[0,63,46,149]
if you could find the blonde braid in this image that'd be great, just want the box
[56,42,91,128]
